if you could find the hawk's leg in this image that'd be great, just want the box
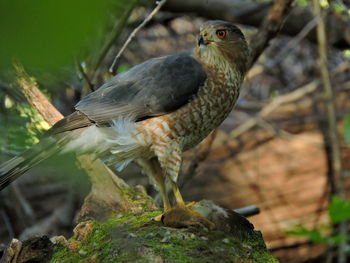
[149,143,215,229]
[155,148,215,229]
[170,180,185,206]
[137,158,171,211]
[162,180,215,230]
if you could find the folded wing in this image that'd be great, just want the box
[51,53,206,134]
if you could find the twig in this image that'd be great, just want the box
[76,61,94,93]
[229,80,319,138]
[248,0,295,67]
[313,1,345,263]
[109,0,167,73]
[265,16,319,70]
[90,1,138,74]
[313,0,342,193]
[248,27,315,80]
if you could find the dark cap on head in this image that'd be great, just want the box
[200,20,245,40]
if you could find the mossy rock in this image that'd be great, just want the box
[50,209,278,263]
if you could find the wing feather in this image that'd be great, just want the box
[50,53,206,134]
[76,53,206,123]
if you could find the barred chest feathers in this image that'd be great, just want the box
[139,61,243,152]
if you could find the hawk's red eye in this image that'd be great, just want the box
[216,30,226,39]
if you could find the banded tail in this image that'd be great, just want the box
[0,116,145,191]
[0,135,69,191]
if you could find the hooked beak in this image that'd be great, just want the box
[198,35,211,46]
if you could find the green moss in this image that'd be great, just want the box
[120,186,155,210]
[50,248,70,263]
[50,211,278,263]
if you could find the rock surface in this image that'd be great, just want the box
[48,201,278,263]
[1,201,278,263]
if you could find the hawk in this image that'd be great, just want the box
[0,20,249,228]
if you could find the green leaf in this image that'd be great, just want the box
[319,0,329,8]
[333,3,345,13]
[344,112,350,145]
[296,0,308,8]
[285,225,326,243]
[117,64,131,73]
[327,234,347,246]
[328,196,350,223]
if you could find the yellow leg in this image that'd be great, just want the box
[137,158,171,211]
[164,179,215,229]
[170,180,185,206]
[158,179,171,211]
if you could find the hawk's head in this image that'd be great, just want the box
[195,20,249,75]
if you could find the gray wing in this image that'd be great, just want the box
[76,53,206,123]
[49,53,206,134]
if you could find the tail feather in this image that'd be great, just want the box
[0,136,68,191]
[0,119,146,191]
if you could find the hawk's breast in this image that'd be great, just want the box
[138,65,242,152]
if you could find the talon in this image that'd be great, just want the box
[161,205,215,230]
[186,201,197,207]
[153,214,163,222]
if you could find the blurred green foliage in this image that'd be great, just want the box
[286,196,350,250]
[1,95,49,154]
[0,0,139,155]
[333,3,346,13]
[0,0,127,74]
[329,196,350,224]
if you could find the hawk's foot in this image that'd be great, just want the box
[152,201,199,222]
[161,205,215,230]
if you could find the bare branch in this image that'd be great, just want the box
[248,0,295,67]
[264,16,318,71]
[109,0,167,73]
[90,2,138,74]
[76,61,94,93]
[229,81,319,139]
[313,0,342,192]
[313,1,345,263]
